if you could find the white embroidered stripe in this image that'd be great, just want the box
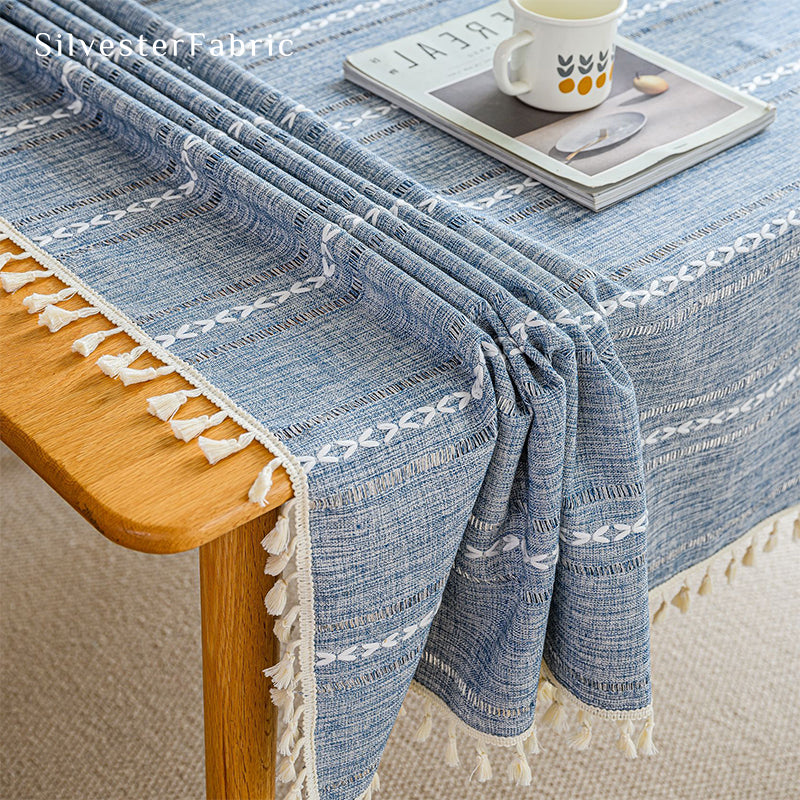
[464,537,559,569]
[314,603,440,668]
[441,177,538,212]
[154,222,338,349]
[331,102,396,131]
[0,98,83,138]
[737,59,800,93]
[560,513,648,546]
[641,365,799,446]
[463,513,648,561]
[32,137,200,248]
[269,0,406,45]
[502,210,800,347]
[298,386,475,474]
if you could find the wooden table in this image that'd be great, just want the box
[0,239,292,799]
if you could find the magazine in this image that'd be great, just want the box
[343,2,776,211]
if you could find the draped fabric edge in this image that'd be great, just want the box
[3,217,799,798]
[0,217,323,798]
[398,503,799,782]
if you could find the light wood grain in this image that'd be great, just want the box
[0,240,293,554]
[200,513,279,800]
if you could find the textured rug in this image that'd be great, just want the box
[1,443,798,800]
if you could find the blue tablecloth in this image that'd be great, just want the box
[1,1,798,798]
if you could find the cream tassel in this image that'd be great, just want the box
[568,709,593,750]
[537,676,555,704]
[23,287,76,313]
[763,521,779,552]
[524,727,541,756]
[96,345,147,378]
[72,327,123,356]
[637,714,657,756]
[793,516,799,542]
[265,537,297,576]
[0,250,32,269]
[274,604,300,644]
[146,387,203,421]
[263,639,299,690]
[398,704,408,719]
[541,696,567,733]
[725,556,738,584]
[276,741,301,784]
[470,748,492,782]
[262,515,291,555]
[117,365,175,386]
[445,722,460,766]
[170,410,227,442]
[1,269,53,292]
[616,719,638,759]
[278,704,305,756]
[276,758,296,785]
[413,700,433,742]
[284,767,307,800]
[508,741,532,787]
[670,583,691,614]
[698,570,712,596]
[270,686,296,724]
[248,457,283,506]
[742,539,757,566]
[360,771,380,800]
[38,304,99,332]
[265,578,288,616]
[652,597,669,624]
[198,431,256,465]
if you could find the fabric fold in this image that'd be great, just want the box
[7,1,796,797]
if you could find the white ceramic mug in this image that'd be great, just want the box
[493,0,627,112]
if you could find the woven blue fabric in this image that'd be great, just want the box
[1,1,798,798]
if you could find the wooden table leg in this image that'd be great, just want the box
[200,513,279,800]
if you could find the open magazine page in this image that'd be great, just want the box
[345,1,773,194]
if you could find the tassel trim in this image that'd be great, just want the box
[261,497,315,799]
[650,506,799,625]
[72,327,123,356]
[96,346,147,378]
[1,269,53,292]
[170,410,227,442]
[23,287,77,313]
[0,250,33,269]
[146,387,203,421]
[198,431,256,465]
[117,364,175,385]
[2,223,309,796]
[248,457,283,506]
[38,303,99,332]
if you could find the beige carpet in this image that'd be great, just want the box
[1,443,798,800]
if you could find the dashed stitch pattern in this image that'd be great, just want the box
[641,364,799,446]
[0,98,82,138]
[32,136,201,248]
[560,514,648,546]
[737,59,800,94]
[315,602,439,667]
[155,222,339,348]
[331,102,397,131]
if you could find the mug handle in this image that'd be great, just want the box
[493,30,535,96]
